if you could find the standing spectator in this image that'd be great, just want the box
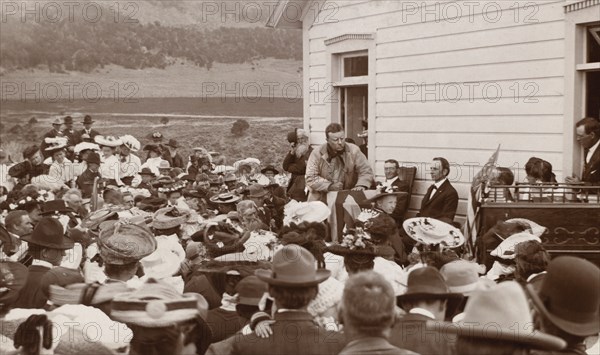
[62,116,80,161]
[306,123,374,202]
[283,128,312,201]
[164,139,186,169]
[95,135,124,186]
[78,115,100,143]
[566,117,600,185]
[119,135,142,186]
[40,117,64,159]
[339,271,417,355]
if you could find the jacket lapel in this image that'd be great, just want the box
[425,180,447,206]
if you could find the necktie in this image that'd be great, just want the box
[427,184,438,201]
[584,149,590,164]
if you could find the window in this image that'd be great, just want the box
[343,55,368,77]
[585,27,600,118]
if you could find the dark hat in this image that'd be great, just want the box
[208,174,223,186]
[525,256,600,337]
[138,197,168,212]
[139,167,155,176]
[85,152,101,165]
[82,115,94,124]
[196,173,210,182]
[236,275,268,306]
[22,217,74,249]
[245,184,268,199]
[209,193,240,204]
[22,145,40,160]
[327,228,395,257]
[287,130,297,144]
[40,199,73,216]
[255,244,330,287]
[396,266,462,305]
[194,260,271,278]
[8,161,31,179]
[181,174,195,182]
[99,222,157,265]
[63,116,73,124]
[260,165,279,175]
[224,173,237,183]
[0,261,28,308]
[143,144,162,155]
[168,139,179,148]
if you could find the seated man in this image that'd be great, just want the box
[306,123,374,202]
[380,159,410,225]
[417,157,458,224]
[339,271,416,355]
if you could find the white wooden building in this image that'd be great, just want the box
[267,0,600,222]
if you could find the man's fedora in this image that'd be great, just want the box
[245,184,268,199]
[22,217,74,250]
[167,139,179,149]
[82,115,94,124]
[427,281,566,351]
[63,116,73,124]
[85,152,101,165]
[525,256,600,337]
[396,266,462,305]
[40,199,73,216]
[260,165,279,175]
[255,244,330,287]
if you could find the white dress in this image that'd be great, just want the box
[48,158,74,184]
[99,154,123,185]
[141,157,163,177]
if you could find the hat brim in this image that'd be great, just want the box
[525,284,600,337]
[255,268,330,287]
[396,291,463,304]
[326,244,395,257]
[209,195,241,204]
[260,168,280,175]
[22,233,75,250]
[363,191,408,205]
[403,217,465,247]
[425,321,567,351]
[194,260,271,275]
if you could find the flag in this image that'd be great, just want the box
[464,145,500,256]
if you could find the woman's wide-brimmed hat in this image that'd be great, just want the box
[22,217,74,250]
[150,206,190,230]
[490,232,540,260]
[98,222,157,265]
[40,199,73,216]
[234,158,261,172]
[260,165,279,175]
[94,135,123,148]
[110,279,204,327]
[143,144,162,155]
[119,135,141,152]
[193,259,272,277]
[525,256,600,337]
[283,201,331,226]
[327,227,395,257]
[74,142,100,155]
[426,281,566,351]
[50,282,131,306]
[157,180,186,195]
[44,137,68,152]
[396,266,463,304]
[209,193,240,204]
[403,217,465,248]
[255,244,330,287]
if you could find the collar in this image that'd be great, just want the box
[274,309,314,322]
[31,259,53,269]
[434,178,448,189]
[344,337,395,351]
[325,144,345,160]
[384,176,398,185]
[587,139,600,163]
[526,271,547,283]
[220,292,238,311]
[409,308,436,320]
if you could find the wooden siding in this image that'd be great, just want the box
[304,0,566,222]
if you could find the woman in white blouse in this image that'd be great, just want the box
[46,137,74,186]
[94,135,124,186]
[141,144,164,177]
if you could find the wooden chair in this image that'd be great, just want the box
[397,166,417,219]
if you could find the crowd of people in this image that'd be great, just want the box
[0,115,598,355]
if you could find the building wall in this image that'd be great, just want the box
[304,0,566,221]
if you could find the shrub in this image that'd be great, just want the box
[231,119,250,136]
[160,117,169,125]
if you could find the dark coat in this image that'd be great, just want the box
[340,337,418,355]
[163,152,186,169]
[76,169,101,199]
[227,311,346,355]
[582,145,600,184]
[418,179,459,224]
[183,274,222,310]
[206,307,246,344]
[77,128,100,143]
[389,313,456,355]
[388,178,411,225]
[13,265,52,309]
[282,147,312,202]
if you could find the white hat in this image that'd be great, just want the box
[403,217,465,247]
[119,135,141,152]
[94,135,123,148]
[283,201,330,226]
[74,142,100,155]
[491,232,541,260]
[44,137,68,152]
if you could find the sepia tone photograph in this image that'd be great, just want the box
[0,1,599,354]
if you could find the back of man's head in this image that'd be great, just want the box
[4,210,28,233]
[342,271,396,337]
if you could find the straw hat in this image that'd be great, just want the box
[403,217,465,248]
[490,232,540,260]
[150,206,190,230]
[426,281,566,351]
[119,135,141,152]
[255,244,330,287]
[283,201,330,226]
[440,260,494,295]
[49,282,131,306]
[98,222,157,265]
[94,135,123,148]
[44,137,68,152]
[525,256,600,337]
[140,236,185,279]
[74,142,100,155]
[209,193,240,204]
[327,228,395,257]
[111,279,203,327]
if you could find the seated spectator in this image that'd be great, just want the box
[339,271,417,355]
[525,256,600,355]
[514,240,550,291]
[417,157,459,224]
[485,167,515,202]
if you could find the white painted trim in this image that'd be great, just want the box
[576,63,600,70]
[564,0,600,13]
[325,34,374,46]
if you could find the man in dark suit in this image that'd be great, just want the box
[13,218,75,309]
[40,117,64,159]
[418,157,459,224]
[339,271,417,355]
[163,139,186,169]
[566,117,600,185]
[390,267,461,355]
[61,116,80,161]
[382,159,411,225]
[207,244,346,355]
[78,115,100,143]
